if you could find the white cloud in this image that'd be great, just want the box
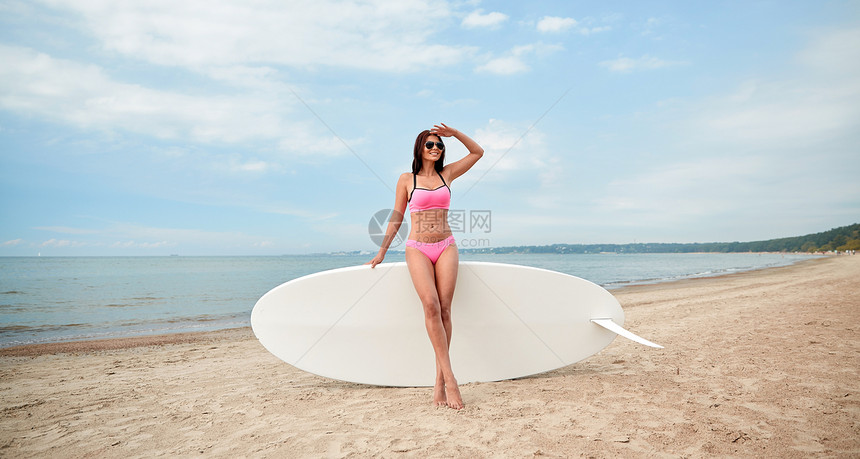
[2,239,24,246]
[204,65,284,90]
[593,148,857,237]
[599,54,687,73]
[462,9,508,29]
[512,43,564,56]
[460,119,572,212]
[0,45,348,157]
[637,17,666,39]
[110,240,174,249]
[40,238,87,248]
[700,88,858,144]
[536,16,577,33]
[38,222,276,251]
[475,56,530,75]
[475,43,563,75]
[214,156,278,174]
[682,28,860,147]
[594,28,860,231]
[33,226,99,235]
[598,157,763,217]
[20,220,336,254]
[535,16,609,35]
[0,1,461,170]
[467,119,551,180]
[580,25,611,35]
[37,0,474,73]
[795,28,860,77]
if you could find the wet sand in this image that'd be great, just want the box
[2,255,858,457]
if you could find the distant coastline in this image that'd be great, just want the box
[328,223,859,256]
[472,223,859,254]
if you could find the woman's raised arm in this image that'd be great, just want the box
[431,123,483,182]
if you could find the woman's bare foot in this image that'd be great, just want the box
[444,379,464,410]
[433,379,447,407]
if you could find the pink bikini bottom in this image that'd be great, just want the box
[406,235,456,264]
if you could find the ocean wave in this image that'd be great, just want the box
[0,316,249,348]
[601,262,787,288]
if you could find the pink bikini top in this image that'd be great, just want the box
[409,172,450,212]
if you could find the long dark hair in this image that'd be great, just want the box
[411,130,445,174]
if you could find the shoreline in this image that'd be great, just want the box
[0,253,823,354]
[0,255,828,357]
[2,255,857,456]
[608,253,827,293]
[0,327,254,358]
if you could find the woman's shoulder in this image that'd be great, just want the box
[396,172,414,188]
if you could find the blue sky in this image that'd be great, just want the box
[1,0,858,256]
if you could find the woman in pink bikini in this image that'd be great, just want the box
[367,123,483,410]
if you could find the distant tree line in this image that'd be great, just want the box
[463,223,860,254]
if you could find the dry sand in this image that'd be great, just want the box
[1,255,858,457]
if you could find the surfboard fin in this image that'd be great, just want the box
[590,318,664,349]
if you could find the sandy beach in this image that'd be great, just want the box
[2,255,858,457]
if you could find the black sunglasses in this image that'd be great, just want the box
[425,141,445,150]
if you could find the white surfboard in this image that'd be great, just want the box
[251,262,661,387]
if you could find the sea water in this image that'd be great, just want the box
[0,252,817,347]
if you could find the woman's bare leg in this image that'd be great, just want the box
[433,243,462,409]
[406,246,460,408]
